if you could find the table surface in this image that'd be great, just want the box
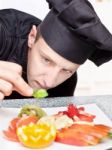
[0,95,112,120]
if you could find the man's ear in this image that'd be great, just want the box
[28,25,37,48]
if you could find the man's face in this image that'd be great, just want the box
[27,27,80,90]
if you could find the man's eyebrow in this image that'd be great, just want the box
[39,49,77,71]
[39,49,54,62]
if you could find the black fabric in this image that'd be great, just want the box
[0,9,41,70]
[0,9,77,99]
[40,10,95,64]
[42,0,112,66]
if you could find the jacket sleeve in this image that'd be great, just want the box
[46,0,112,66]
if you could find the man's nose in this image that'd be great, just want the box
[44,67,60,88]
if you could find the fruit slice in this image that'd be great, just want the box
[18,104,47,118]
[17,122,56,148]
[33,89,48,98]
[55,124,112,146]
[3,129,19,142]
[9,117,20,132]
[17,116,38,128]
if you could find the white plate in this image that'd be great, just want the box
[0,103,112,150]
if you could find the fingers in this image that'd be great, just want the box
[0,70,33,97]
[12,76,33,96]
[0,77,33,99]
[0,61,23,75]
[0,61,33,98]
[0,79,13,96]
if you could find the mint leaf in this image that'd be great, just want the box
[33,89,48,99]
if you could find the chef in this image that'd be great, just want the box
[0,0,112,100]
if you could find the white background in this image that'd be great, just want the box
[0,0,112,96]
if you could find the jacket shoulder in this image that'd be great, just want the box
[0,9,41,36]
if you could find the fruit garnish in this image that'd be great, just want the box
[38,115,74,130]
[3,116,39,142]
[55,124,112,146]
[17,122,56,149]
[57,104,96,122]
[17,116,38,128]
[33,89,48,99]
[2,103,112,148]
[18,104,47,118]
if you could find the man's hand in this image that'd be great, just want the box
[0,61,33,100]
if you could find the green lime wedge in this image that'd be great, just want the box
[33,89,48,99]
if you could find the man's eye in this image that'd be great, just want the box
[42,58,51,64]
[62,69,72,74]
